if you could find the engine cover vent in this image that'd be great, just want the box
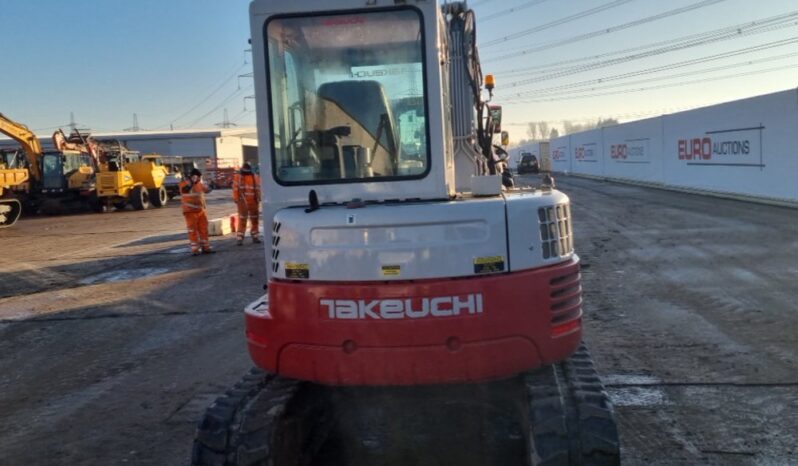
[271,221,281,273]
[538,204,574,259]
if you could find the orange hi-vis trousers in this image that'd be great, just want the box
[236,201,259,240]
[184,211,211,253]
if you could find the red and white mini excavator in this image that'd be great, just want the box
[194,1,620,464]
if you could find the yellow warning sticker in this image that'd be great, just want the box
[381,265,401,277]
[285,262,310,279]
[473,256,505,274]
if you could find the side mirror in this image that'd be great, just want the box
[501,131,510,146]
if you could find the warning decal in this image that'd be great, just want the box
[381,265,401,277]
[285,262,310,279]
[473,256,505,274]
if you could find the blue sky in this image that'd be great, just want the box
[2,0,797,136]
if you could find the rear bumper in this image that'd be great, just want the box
[246,258,582,386]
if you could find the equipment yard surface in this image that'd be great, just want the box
[1,178,796,465]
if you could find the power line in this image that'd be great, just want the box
[482,0,728,62]
[494,11,798,79]
[480,0,548,22]
[501,36,798,97]
[504,106,701,126]
[153,61,248,129]
[501,50,798,102]
[482,0,637,48]
[187,84,253,128]
[231,109,255,124]
[32,124,71,132]
[500,62,798,104]
[469,0,498,7]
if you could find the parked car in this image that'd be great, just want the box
[517,153,539,174]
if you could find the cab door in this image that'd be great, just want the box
[41,154,66,192]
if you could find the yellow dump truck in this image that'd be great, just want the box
[94,141,169,210]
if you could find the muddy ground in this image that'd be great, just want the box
[0,178,796,465]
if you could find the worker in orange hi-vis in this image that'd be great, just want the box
[232,162,262,246]
[180,168,215,256]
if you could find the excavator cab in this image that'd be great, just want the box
[41,153,64,192]
[264,8,429,187]
[40,151,94,194]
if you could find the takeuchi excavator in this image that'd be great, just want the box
[193,1,620,465]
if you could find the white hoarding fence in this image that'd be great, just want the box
[549,88,798,204]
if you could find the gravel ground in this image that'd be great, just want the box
[557,175,798,465]
[0,191,256,465]
[0,178,796,465]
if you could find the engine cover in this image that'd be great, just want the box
[268,189,574,282]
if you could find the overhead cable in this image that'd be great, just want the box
[482,0,728,61]
[480,0,549,22]
[495,11,798,79]
[481,0,637,48]
[500,62,798,104]
[504,36,798,96]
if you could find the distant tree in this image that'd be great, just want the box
[561,117,620,135]
[538,121,550,140]
[562,120,585,135]
[508,138,533,149]
[549,127,560,139]
[597,117,619,128]
[527,122,539,140]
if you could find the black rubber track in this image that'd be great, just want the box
[192,368,331,466]
[560,344,621,466]
[194,345,619,466]
[526,344,620,466]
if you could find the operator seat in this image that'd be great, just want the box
[316,80,398,178]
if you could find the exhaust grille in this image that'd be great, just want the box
[538,204,574,259]
[271,222,281,273]
[549,272,582,326]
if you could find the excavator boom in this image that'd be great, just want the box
[0,112,43,181]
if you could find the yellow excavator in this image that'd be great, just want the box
[0,113,42,227]
[0,112,97,223]
[0,149,28,228]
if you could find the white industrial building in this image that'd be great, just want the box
[0,127,258,170]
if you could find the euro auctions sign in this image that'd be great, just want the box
[552,146,568,163]
[574,143,598,162]
[610,140,649,163]
[677,126,763,168]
